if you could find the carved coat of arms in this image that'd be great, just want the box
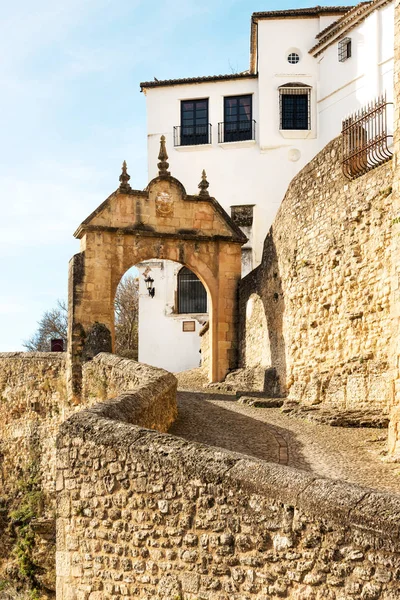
[155,192,174,217]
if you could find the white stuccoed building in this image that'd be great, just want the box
[135,1,394,373]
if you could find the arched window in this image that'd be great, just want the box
[178,267,207,314]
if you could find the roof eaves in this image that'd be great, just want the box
[315,1,370,38]
[140,72,258,91]
[310,0,391,55]
[252,6,354,20]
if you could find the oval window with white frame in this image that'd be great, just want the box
[288,52,300,65]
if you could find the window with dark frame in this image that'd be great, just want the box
[223,95,253,142]
[338,38,352,62]
[180,99,210,146]
[177,267,207,314]
[279,86,311,131]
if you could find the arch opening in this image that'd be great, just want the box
[113,259,210,374]
[114,267,139,361]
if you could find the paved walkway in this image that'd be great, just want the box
[169,389,400,495]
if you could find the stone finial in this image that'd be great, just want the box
[198,169,210,197]
[158,135,170,176]
[119,160,131,191]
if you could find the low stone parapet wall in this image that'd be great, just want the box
[81,353,178,432]
[57,381,400,599]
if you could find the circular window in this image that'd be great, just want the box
[288,53,300,64]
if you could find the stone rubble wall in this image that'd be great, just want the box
[0,352,177,593]
[0,352,175,497]
[0,352,67,496]
[199,322,210,373]
[0,352,68,592]
[57,387,400,599]
[239,137,394,411]
[388,0,400,455]
[81,353,178,433]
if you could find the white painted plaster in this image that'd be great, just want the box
[137,260,207,373]
[139,2,394,373]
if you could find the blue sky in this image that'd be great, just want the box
[0,0,355,350]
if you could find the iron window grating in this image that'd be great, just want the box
[279,86,311,130]
[341,93,393,180]
[174,124,212,147]
[177,267,207,314]
[288,53,300,64]
[338,38,352,62]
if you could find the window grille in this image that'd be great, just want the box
[177,267,207,314]
[338,38,352,62]
[279,85,311,130]
[341,94,393,180]
[288,53,300,64]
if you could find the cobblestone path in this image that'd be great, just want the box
[169,389,400,495]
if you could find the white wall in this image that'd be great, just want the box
[144,5,394,263]
[137,260,207,373]
[317,2,394,147]
[140,4,394,374]
[144,16,324,265]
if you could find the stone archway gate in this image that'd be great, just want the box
[67,137,246,402]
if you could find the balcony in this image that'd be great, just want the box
[173,124,212,147]
[218,120,256,143]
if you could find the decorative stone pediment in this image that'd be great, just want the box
[68,137,246,402]
[74,167,246,244]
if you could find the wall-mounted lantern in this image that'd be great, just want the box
[145,276,155,298]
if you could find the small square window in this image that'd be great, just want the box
[182,321,196,332]
[338,38,351,62]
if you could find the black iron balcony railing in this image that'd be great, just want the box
[218,119,256,143]
[342,94,393,180]
[173,124,212,147]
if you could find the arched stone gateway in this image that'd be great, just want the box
[67,137,246,401]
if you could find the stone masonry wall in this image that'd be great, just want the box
[0,351,176,500]
[81,353,178,433]
[0,352,67,496]
[0,352,176,593]
[57,390,400,599]
[200,322,210,373]
[239,137,394,411]
[388,0,400,455]
[0,352,68,591]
